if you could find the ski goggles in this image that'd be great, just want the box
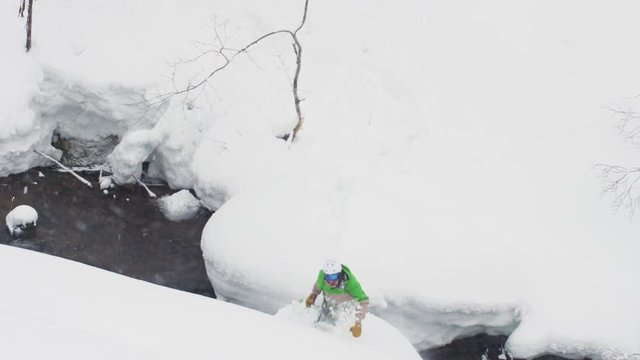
[324,273,341,282]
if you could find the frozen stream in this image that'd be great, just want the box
[0,168,573,360]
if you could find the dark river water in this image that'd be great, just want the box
[0,167,214,297]
[0,168,575,360]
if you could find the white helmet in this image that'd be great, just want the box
[323,259,342,275]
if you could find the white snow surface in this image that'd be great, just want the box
[158,190,202,221]
[5,205,38,235]
[3,0,640,359]
[0,245,420,360]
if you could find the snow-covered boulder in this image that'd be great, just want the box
[5,205,38,235]
[158,190,202,221]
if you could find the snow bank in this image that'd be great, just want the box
[201,181,527,349]
[2,0,231,183]
[192,123,294,210]
[200,1,640,359]
[0,2,50,175]
[0,245,420,360]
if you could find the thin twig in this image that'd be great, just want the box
[594,163,640,214]
[607,101,640,143]
[145,29,291,106]
[132,175,157,198]
[33,150,93,188]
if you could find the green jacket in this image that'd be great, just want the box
[313,265,368,302]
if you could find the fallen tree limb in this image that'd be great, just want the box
[132,175,157,198]
[33,149,93,188]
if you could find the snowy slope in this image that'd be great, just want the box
[3,0,640,359]
[198,1,640,359]
[0,245,420,360]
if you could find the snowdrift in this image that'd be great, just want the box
[0,245,420,360]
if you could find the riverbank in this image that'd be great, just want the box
[1,168,584,360]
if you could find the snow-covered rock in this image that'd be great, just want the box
[99,175,113,190]
[158,190,202,221]
[5,205,38,235]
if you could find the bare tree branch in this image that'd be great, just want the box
[25,0,33,51]
[606,96,640,144]
[595,164,640,214]
[18,0,25,17]
[597,97,640,214]
[147,0,310,142]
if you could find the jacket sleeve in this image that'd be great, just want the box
[356,299,369,321]
[310,271,324,296]
[347,278,368,302]
[346,278,369,320]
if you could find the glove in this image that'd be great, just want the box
[350,321,362,338]
[305,294,317,308]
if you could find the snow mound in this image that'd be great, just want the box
[374,298,520,351]
[5,205,38,235]
[276,301,422,360]
[158,190,202,221]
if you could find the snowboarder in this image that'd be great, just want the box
[305,259,369,338]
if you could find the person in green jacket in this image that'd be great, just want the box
[305,259,369,338]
